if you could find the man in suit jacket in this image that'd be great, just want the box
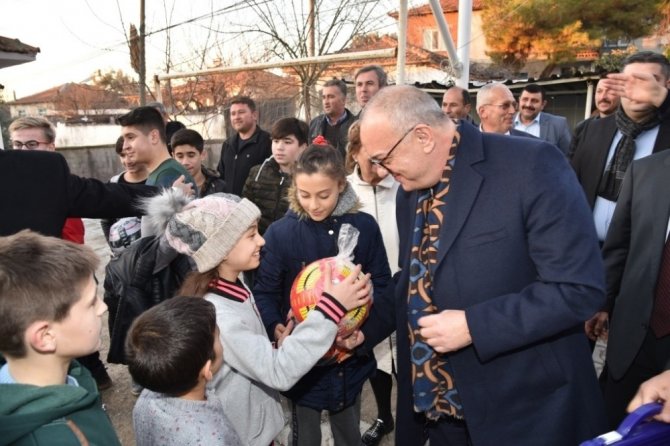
[358,86,606,446]
[513,83,572,154]
[475,82,533,137]
[596,150,670,427]
[0,149,157,237]
[571,51,670,244]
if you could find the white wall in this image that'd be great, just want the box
[54,113,227,147]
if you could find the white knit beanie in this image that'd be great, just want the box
[163,193,260,272]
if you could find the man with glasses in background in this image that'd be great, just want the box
[357,85,606,446]
[514,83,572,154]
[475,83,532,137]
[9,117,85,245]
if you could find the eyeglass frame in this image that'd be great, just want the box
[366,124,420,171]
[11,140,52,150]
[482,101,518,111]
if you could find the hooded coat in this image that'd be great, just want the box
[253,184,392,411]
[0,358,121,446]
[104,191,195,364]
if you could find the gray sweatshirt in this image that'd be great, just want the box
[206,279,344,446]
[133,387,242,446]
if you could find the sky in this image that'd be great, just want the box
[1,0,400,101]
[2,0,143,99]
[0,0,291,99]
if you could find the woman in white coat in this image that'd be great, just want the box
[346,121,399,446]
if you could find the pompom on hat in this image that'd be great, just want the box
[143,188,260,272]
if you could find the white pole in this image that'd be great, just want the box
[396,0,408,85]
[428,0,460,77]
[584,81,594,119]
[456,0,472,88]
[153,75,162,103]
[155,48,397,82]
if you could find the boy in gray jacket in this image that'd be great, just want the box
[126,297,241,446]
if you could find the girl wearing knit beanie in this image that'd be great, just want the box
[144,189,372,446]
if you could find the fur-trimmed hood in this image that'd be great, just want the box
[287,181,361,219]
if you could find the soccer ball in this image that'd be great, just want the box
[290,257,373,362]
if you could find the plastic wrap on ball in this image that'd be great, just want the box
[289,256,373,363]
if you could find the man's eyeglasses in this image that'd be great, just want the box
[11,140,51,150]
[367,124,418,170]
[484,101,518,111]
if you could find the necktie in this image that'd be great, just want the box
[650,237,670,338]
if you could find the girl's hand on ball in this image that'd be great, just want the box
[323,263,372,311]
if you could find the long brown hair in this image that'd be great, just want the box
[177,269,219,297]
[344,121,361,174]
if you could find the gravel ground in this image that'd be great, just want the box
[84,219,396,446]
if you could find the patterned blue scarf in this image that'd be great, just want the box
[407,130,463,420]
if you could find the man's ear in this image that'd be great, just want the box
[25,320,57,354]
[201,359,214,382]
[150,128,161,145]
[414,125,435,154]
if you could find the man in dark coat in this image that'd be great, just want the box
[358,86,606,446]
[599,150,670,427]
[0,149,156,237]
[217,96,271,195]
[568,77,620,158]
[570,51,670,244]
[309,79,356,158]
[583,68,670,428]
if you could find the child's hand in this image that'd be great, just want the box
[276,319,295,347]
[274,311,295,341]
[322,263,372,311]
[274,323,287,342]
[336,329,365,351]
[171,175,195,197]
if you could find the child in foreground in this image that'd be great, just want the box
[125,296,241,446]
[145,189,372,446]
[0,230,120,445]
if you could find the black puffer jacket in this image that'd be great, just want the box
[104,235,193,364]
[242,156,291,234]
[200,167,227,197]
